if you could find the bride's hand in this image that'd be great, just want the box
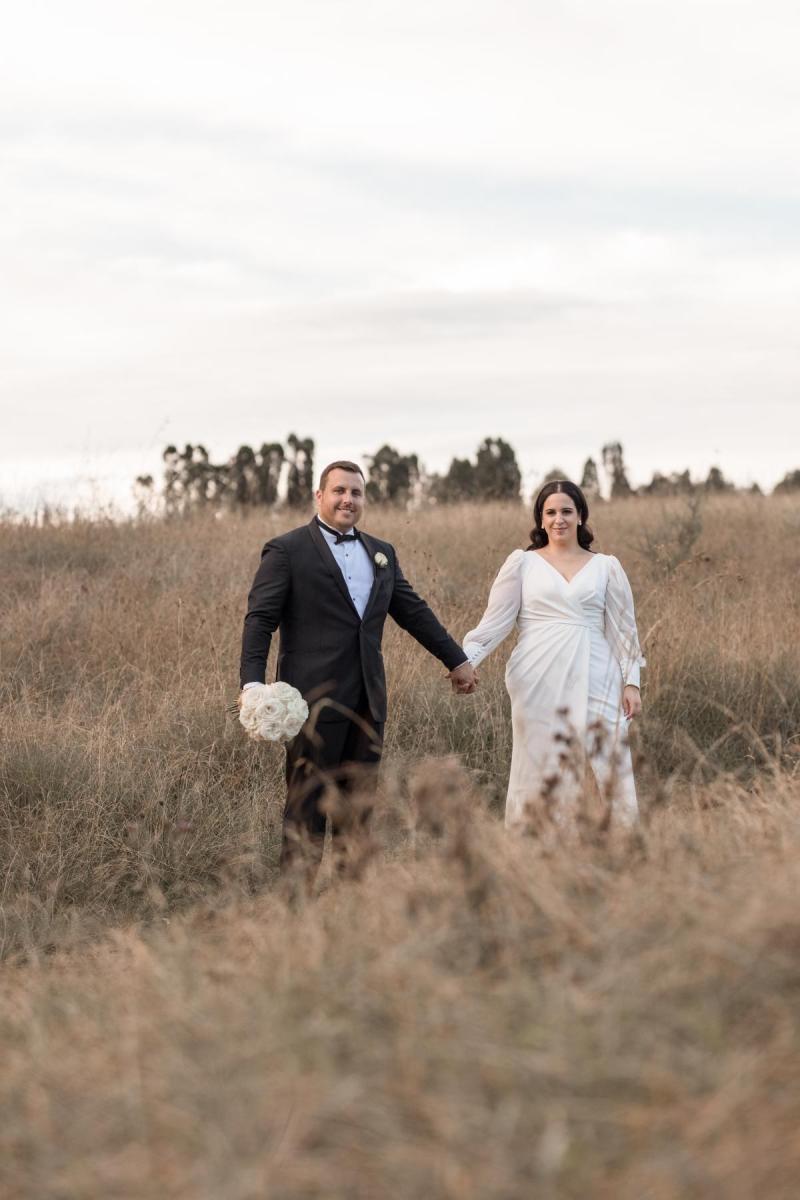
[450,661,478,694]
[623,685,642,720]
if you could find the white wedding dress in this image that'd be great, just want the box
[463,550,645,830]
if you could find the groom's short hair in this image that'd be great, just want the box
[318,460,365,490]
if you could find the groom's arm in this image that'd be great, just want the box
[240,541,291,687]
[388,554,469,673]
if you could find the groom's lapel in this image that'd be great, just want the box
[306,519,360,620]
[357,530,383,622]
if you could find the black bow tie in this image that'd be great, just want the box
[317,519,359,545]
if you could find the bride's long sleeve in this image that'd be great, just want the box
[462,549,524,668]
[604,555,646,687]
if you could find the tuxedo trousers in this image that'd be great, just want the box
[280,690,383,872]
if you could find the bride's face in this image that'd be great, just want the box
[541,492,580,545]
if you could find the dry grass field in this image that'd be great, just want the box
[2,493,800,1198]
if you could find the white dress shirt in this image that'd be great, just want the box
[316,520,375,618]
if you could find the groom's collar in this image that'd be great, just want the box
[315,516,360,542]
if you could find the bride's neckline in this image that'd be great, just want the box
[533,550,597,586]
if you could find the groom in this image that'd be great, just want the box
[240,460,476,875]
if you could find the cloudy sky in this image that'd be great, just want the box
[2,0,799,510]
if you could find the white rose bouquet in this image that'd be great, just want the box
[238,682,309,743]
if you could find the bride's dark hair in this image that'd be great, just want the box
[527,480,595,550]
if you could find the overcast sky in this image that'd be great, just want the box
[2,0,799,510]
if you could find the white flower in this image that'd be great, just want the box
[239,682,309,743]
[374,551,388,569]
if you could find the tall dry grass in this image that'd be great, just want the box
[1,494,800,1196]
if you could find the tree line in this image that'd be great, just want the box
[135,435,315,515]
[134,435,525,514]
[134,436,797,514]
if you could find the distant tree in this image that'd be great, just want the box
[133,474,156,518]
[541,466,569,485]
[579,457,601,502]
[429,437,522,503]
[286,434,315,507]
[774,469,800,494]
[640,469,694,496]
[704,465,734,492]
[474,437,522,501]
[183,444,219,507]
[227,445,258,507]
[639,471,670,496]
[672,470,694,495]
[602,442,633,499]
[431,457,477,502]
[162,445,183,514]
[366,444,420,505]
[255,443,285,506]
[156,437,296,512]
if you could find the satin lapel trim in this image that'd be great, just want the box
[357,531,382,623]
[307,520,360,620]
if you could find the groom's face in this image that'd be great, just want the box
[316,469,365,532]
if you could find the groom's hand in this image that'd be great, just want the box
[449,661,478,695]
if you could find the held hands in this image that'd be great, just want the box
[449,661,478,695]
[623,685,642,721]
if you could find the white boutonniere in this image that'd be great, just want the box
[374,552,389,569]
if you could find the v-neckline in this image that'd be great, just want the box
[534,551,597,587]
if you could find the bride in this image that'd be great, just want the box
[463,480,645,830]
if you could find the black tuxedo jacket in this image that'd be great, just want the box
[240,518,466,724]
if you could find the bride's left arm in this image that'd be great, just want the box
[604,556,646,702]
